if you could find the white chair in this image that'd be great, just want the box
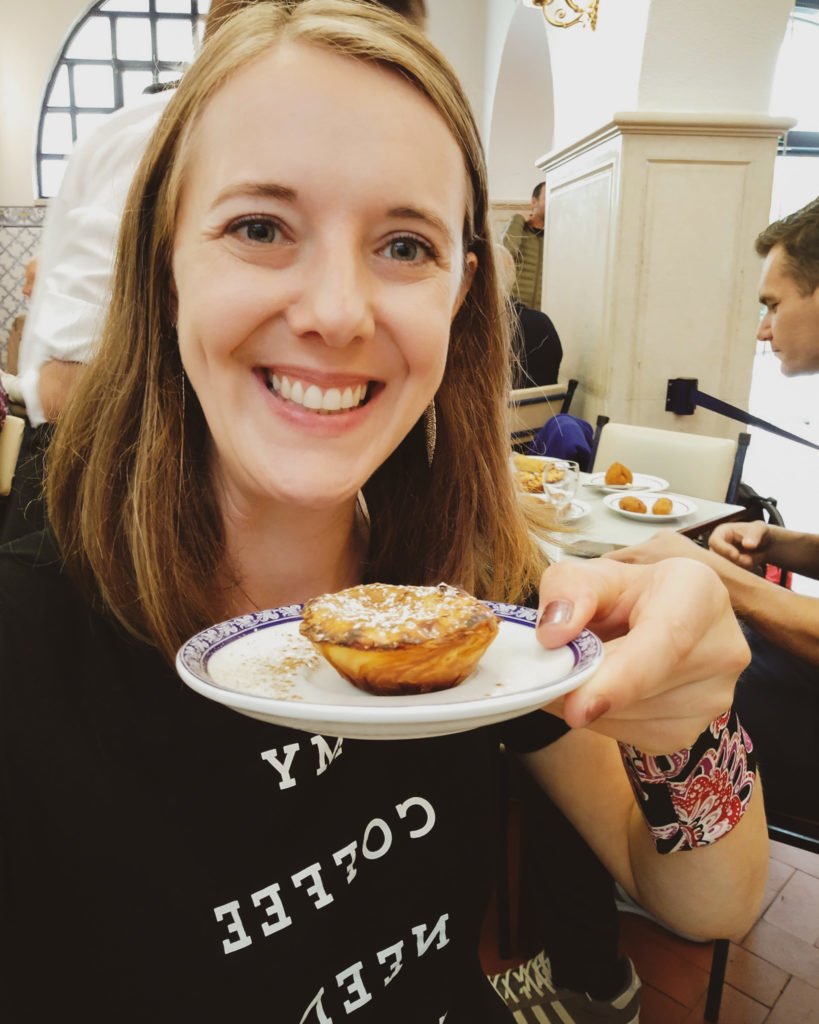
[0,414,25,497]
[590,416,749,502]
[509,378,578,451]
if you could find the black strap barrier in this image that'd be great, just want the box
[665,377,819,453]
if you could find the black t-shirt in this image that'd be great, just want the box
[0,531,567,1022]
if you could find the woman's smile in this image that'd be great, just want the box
[259,367,379,414]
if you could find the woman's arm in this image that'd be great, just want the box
[519,728,767,941]
[526,555,769,940]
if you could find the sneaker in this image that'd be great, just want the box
[488,949,641,1023]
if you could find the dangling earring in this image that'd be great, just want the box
[424,400,437,467]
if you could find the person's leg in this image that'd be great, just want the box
[516,766,625,996]
[488,761,640,1024]
[735,622,819,822]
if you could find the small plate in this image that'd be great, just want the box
[175,603,603,741]
[603,491,697,522]
[588,472,669,493]
[563,499,591,522]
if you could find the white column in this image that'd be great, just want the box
[538,111,794,437]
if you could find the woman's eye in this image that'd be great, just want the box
[229,218,282,244]
[382,235,434,263]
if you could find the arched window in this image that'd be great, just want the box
[37,0,210,199]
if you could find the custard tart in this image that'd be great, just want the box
[300,583,499,695]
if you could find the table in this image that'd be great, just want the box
[540,474,746,560]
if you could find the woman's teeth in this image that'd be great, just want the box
[268,372,368,413]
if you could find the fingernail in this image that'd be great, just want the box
[537,599,574,627]
[584,696,611,725]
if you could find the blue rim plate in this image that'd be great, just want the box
[588,472,669,493]
[603,491,697,522]
[175,602,603,740]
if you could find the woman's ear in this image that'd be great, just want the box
[452,252,478,320]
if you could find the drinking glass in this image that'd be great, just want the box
[541,460,580,520]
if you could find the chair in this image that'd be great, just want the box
[705,813,819,1022]
[590,416,750,502]
[0,414,25,497]
[509,378,578,451]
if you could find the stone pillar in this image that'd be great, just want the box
[539,111,793,437]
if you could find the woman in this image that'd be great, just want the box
[0,2,766,1020]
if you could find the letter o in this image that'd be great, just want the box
[362,818,393,860]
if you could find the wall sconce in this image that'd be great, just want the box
[522,0,600,31]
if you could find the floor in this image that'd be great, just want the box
[480,838,819,1023]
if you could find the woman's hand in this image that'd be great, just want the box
[535,557,750,754]
[603,529,708,566]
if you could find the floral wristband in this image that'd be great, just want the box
[618,708,757,854]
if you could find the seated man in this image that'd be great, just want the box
[607,195,819,824]
[496,245,563,387]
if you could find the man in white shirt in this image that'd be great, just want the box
[17,89,174,428]
[0,90,173,541]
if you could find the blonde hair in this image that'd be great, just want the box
[47,0,553,661]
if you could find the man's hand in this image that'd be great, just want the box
[708,521,771,570]
[534,557,749,754]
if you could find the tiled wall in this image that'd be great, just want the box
[0,206,44,368]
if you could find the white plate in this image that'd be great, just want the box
[530,496,590,522]
[175,603,603,741]
[603,491,697,522]
[563,499,591,522]
[588,472,669,493]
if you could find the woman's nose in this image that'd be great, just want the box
[757,312,772,342]
[286,244,375,348]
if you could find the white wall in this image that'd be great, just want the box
[486,3,554,201]
[0,0,89,204]
[426,0,487,133]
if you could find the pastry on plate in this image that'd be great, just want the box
[619,495,647,514]
[517,470,544,494]
[512,453,545,493]
[300,582,499,695]
[512,453,545,474]
[652,497,673,515]
[605,461,633,486]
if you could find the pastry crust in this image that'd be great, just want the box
[652,497,673,515]
[300,583,499,695]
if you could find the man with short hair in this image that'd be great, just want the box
[502,181,547,310]
[608,195,819,823]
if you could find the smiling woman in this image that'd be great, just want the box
[0,1,768,1021]
[171,40,474,528]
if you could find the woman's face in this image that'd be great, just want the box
[172,41,475,515]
